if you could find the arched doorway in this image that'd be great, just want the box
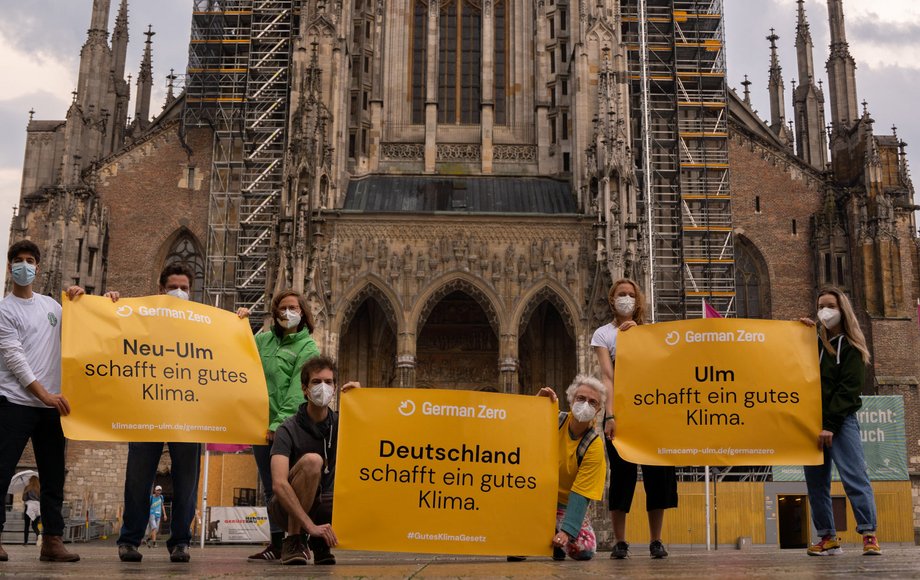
[518,298,576,404]
[416,290,499,389]
[734,235,771,319]
[162,230,205,302]
[339,296,397,388]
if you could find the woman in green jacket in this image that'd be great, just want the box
[248,290,319,562]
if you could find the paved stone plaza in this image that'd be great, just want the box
[1,540,918,578]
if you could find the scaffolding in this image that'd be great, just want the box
[622,0,736,320]
[184,0,295,316]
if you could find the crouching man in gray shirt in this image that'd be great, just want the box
[270,355,360,566]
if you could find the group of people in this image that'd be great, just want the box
[565,278,880,559]
[0,238,882,566]
[0,239,354,565]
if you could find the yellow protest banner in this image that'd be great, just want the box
[613,319,822,466]
[333,388,558,556]
[61,294,267,444]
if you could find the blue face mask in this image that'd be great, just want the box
[10,262,36,287]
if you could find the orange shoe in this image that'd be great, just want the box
[806,535,841,556]
[862,534,881,555]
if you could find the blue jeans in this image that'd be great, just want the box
[804,414,877,536]
[253,444,282,534]
[118,442,201,549]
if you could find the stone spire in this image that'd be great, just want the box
[795,0,814,84]
[164,69,177,108]
[75,0,112,117]
[741,75,752,106]
[89,0,111,33]
[111,0,129,81]
[64,0,113,185]
[767,29,791,144]
[106,0,131,156]
[793,0,827,168]
[825,0,858,130]
[134,25,155,131]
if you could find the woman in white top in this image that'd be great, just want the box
[591,278,676,559]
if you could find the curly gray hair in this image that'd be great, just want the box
[565,374,607,409]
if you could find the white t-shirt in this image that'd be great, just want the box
[591,323,619,361]
[0,293,63,407]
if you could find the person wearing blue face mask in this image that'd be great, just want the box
[0,240,114,564]
[116,263,250,564]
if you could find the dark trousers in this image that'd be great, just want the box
[0,398,67,537]
[23,511,40,543]
[117,442,201,549]
[253,444,283,535]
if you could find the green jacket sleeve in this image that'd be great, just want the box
[270,335,320,431]
[823,339,865,433]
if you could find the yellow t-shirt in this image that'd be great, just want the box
[557,414,607,505]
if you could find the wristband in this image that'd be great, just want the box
[603,415,615,423]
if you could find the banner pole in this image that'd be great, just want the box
[705,466,711,551]
[200,448,209,550]
[200,293,218,550]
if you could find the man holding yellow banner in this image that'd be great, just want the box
[0,240,106,564]
[60,263,265,564]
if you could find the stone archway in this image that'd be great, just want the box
[734,235,772,319]
[338,285,399,388]
[517,289,577,403]
[416,290,499,390]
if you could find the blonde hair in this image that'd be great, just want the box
[608,278,647,325]
[817,286,871,364]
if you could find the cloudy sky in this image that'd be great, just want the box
[0,0,917,275]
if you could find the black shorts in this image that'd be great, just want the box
[606,437,678,512]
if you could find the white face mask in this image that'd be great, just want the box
[614,296,636,317]
[571,400,597,423]
[166,288,190,301]
[817,307,841,329]
[278,308,302,330]
[307,382,334,407]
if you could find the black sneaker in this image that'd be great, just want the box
[247,544,281,563]
[611,541,630,559]
[552,546,566,561]
[310,539,336,565]
[168,544,191,563]
[281,536,310,566]
[649,540,669,559]
[506,556,527,562]
[118,544,143,562]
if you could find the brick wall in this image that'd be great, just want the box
[728,133,825,320]
[52,124,213,527]
[64,441,129,522]
[95,125,212,297]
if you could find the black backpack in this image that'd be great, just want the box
[558,411,599,466]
